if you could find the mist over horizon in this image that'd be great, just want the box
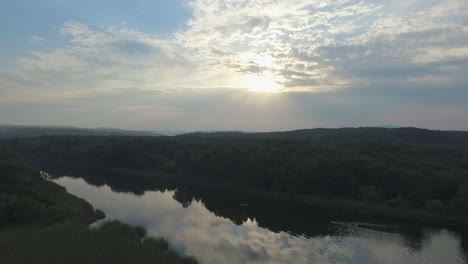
[2,123,466,134]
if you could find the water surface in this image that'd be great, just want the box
[53,175,467,264]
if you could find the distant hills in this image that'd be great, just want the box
[0,124,163,138]
[1,124,468,147]
[179,127,468,146]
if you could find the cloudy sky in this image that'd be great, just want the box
[1,0,467,131]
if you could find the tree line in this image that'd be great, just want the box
[2,131,468,214]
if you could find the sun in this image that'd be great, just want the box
[243,72,281,93]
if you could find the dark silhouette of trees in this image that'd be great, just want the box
[1,127,467,214]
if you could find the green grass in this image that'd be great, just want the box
[0,153,98,225]
[0,221,197,264]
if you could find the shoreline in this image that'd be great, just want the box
[107,167,468,230]
[35,158,468,231]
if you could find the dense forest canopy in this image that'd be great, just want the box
[181,127,468,146]
[2,127,467,215]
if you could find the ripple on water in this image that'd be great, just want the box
[52,176,468,264]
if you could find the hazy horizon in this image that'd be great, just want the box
[3,122,467,134]
[1,0,467,131]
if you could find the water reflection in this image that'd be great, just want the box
[53,176,467,264]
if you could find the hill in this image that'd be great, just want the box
[0,124,163,138]
[179,127,468,146]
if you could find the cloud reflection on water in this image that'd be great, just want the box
[54,176,467,264]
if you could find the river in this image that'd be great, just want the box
[52,174,467,264]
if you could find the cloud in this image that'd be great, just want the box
[2,0,468,95]
[0,0,467,130]
[27,35,47,43]
[54,176,467,264]
[172,0,467,91]
[0,21,201,101]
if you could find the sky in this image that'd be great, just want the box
[0,0,467,131]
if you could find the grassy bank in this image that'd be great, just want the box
[0,153,198,264]
[0,221,197,264]
[0,153,100,226]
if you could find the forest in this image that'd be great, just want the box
[2,127,467,217]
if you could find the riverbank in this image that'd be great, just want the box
[39,158,468,230]
[0,154,198,264]
[0,221,197,264]
[107,167,468,230]
[8,134,468,230]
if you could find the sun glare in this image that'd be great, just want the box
[243,72,281,93]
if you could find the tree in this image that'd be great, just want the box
[359,185,384,203]
[451,180,468,211]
